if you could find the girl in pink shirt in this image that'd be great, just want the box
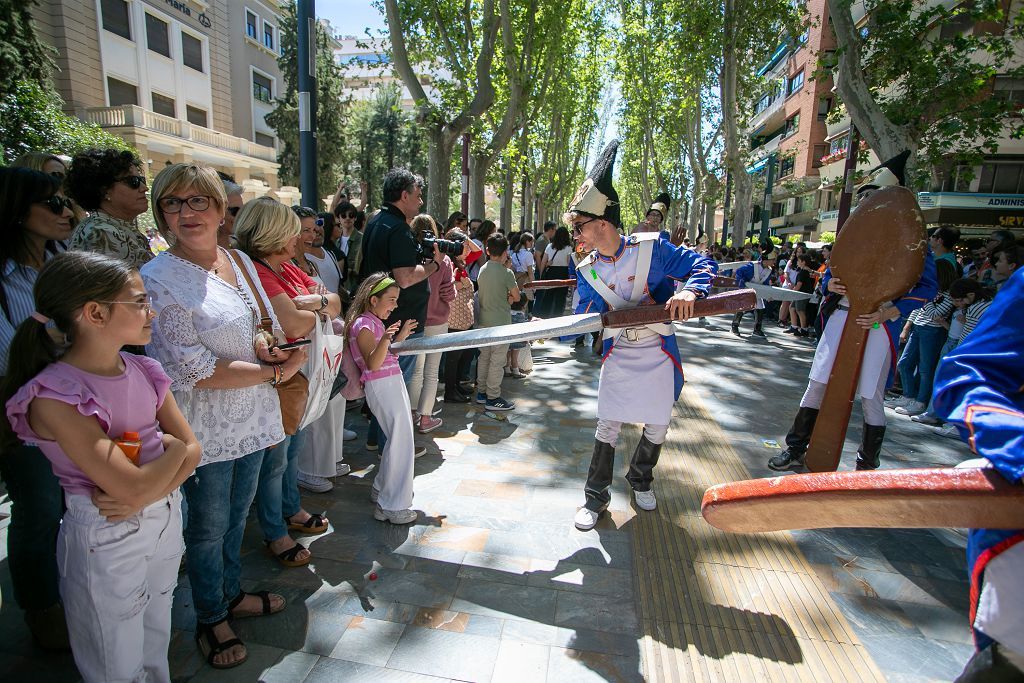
[344,272,418,524]
[2,251,201,683]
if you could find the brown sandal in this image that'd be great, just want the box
[228,590,286,618]
[264,541,310,567]
[286,512,329,535]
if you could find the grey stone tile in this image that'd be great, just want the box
[257,650,320,683]
[359,569,458,611]
[491,639,550,682]
[451,577,558,623]
[899,600,974,645]
[829,593,922,638]
[553,591,641,636]
[408,607,505,637]
[457,551,531,585]
[328,616,406,666]
[526,559,633,599]
[386,624,500,680]
[186,641,286,683]
[545,645,644,683]
[304,656,447,683]
[859,633,972,680]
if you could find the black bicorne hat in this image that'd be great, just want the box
[856,150,909,195]
[648,192,671,220]
[567,141,621,226]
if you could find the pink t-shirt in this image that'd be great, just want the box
[348,313,401,382]
[6,353,172,495]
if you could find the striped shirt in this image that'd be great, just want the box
[911,294,954,327]
[960,298,993,344]
[0,251,62,375]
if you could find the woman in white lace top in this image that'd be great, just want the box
[141,164,306,670]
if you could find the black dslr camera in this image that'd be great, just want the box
[417,234,464,260]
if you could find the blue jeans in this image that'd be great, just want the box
[181,449,265,625]
[902,325,947,404]
[0,443,64,610]
[255,429,306,542]
[368,331,422,450]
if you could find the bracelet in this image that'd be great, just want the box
[266,364,283,386]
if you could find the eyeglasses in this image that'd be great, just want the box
[338,213,357,220]
[569,217,599,235]
[38,195,74,215]
[227,206,241,217]
[158,195,212,214]
[117,175,147,190]
[99,296,153,313]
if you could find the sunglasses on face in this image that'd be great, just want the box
[117,175,147,190]
[338,213,356,220]
[158,195,212,214]
[315,218,325,227]
[38,195,74,215]
[227,206,241,217]
[570,217,599,235]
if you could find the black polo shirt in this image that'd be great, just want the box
[360,203,429,329]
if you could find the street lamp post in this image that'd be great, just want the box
[297,0,318,209]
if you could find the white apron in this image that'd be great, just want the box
[809,305,891,399]
[581,235,674,425]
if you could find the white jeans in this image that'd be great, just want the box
[407,323,448,416]
[299,395,347,477]
[365,373,415,511]
[59,490,184,683]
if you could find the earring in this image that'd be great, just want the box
[219,220,225,226]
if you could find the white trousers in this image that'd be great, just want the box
[799,378,887,427]
[365,373,415,511]
[407,323,448,416]
[299,395,347,477]
[58,490,184,683]
[595,419,668,446]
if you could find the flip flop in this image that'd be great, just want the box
[228,590,286,619]
[265,541,311,568]
[286,512,329,535]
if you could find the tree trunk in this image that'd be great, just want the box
[426,127,455,221]
[468,154,487,219]
[721,0,752,246]
[830,1,918,184]
[500,161,515,231]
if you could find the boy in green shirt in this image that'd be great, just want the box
[475,233,520,410]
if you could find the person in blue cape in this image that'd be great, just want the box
[566,141,717,531]
[932,267,1024,681]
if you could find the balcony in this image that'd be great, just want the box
[749,94,785,134]
[750,133,784,163]
[79,105,277,163]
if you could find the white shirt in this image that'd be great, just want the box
[305,248,343,294]
[544,244,571,268]
[141,249,285,466]
[510,248,535,274]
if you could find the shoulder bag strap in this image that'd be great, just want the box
[227,249,274,335]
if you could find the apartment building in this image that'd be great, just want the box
[333,35,441,111]
[30,0,296,201]
[744,0,1024,242]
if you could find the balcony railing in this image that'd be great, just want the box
[750,133,784,162]
[749,94,785,132]
[79,105,278,163]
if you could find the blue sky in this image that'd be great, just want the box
[319,1,388,39]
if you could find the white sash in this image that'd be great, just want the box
[581,236,671,342]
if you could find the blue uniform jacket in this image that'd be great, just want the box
[733,262,771,288]
[932,267,1024,650]
[820,250,937,387]
[574,235,717,399]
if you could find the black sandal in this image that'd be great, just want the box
[264,540,311,567]
[195,618,247,669]
[228,590,286,618]
[286,512,329,535]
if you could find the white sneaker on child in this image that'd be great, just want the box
[297,472,333,493]
[335,462,351,477]
[574,507,600,531]
[374,505,417,524]
[634,489,657,511]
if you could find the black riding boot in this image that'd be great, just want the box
[752,310,766,337]
[856,424,886,470]
[731,311,742,334]
[583,440,616,512]
[626,436,663,492]
[767,407,819,471]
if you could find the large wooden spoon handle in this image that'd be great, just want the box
[805,312,871,472]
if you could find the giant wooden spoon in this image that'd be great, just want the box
[804,186,926,472]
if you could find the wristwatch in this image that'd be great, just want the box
[317,294,329,312]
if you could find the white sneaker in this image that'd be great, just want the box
[573,507,600,531]
[911,413,942,426]
[885,396,910,408]
[297,473,333,493]
[369,487,379,503]
[634,489,657,511]
[933,424,960,439]
[374,505,417,524]
[895,400,927,416]
[343,428,357,441]
[335,462,351,477]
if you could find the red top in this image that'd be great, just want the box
[254,260,319,342]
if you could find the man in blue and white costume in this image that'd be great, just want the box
[730,249,778,337]
[932,268,1023,681]
[566,141,717,531]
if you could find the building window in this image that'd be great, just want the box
[186,105,208,127]
[994,76,1024,105]
[107,77,138,106]
[255,132,276,147]
[779,155,795,178]
[101,0,132,40]
[783,113,800,139]
[817,97,832,122]
[151,92,176,117]
[811,143,828,168]
[253,73,273,103]
[181,32,204,72]
[786,70,804,96]
[246,10,259,39]
[145,14,170,57]
[263,22,275,51]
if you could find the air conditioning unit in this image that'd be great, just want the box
[785,197,797,215]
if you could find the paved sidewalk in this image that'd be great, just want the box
[0,317,975,681]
